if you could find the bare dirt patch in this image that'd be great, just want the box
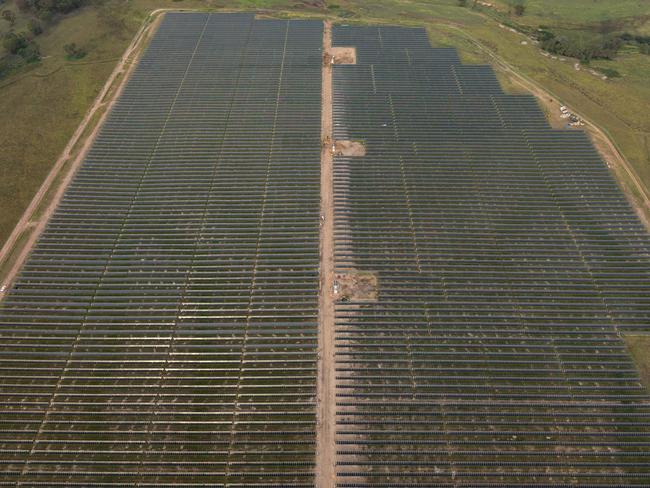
[331,46,356,64]
[335,139,366,157]
[334,271,378,301]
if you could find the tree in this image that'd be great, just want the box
[457,0,468,6]
[1,9,15,25]
[2,32,27,54]
[512,0,526,16]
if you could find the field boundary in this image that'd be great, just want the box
[0,9,165,298]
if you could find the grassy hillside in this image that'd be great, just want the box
[491,0,650,28]
[0,0,649,254]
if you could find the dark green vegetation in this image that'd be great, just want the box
[333,23,650,484]
[474,1,650,63]
[0,12,323,484]
[1,0,86,74]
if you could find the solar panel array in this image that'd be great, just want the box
[0,13,322,487]
[332,24,650,486]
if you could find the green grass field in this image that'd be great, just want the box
[0,0,649,252]
[492,0,650,26]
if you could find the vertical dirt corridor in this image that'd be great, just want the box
[317,19,336,488]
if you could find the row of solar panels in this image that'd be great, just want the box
[332,24,650,486]
[0,13,322,486]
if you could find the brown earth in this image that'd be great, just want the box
[334,271,378,301]
[316,19,336,488]
[335,139,366,157]
[331,46,356,64]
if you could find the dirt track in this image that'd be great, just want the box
[316,19,336,488]
[0,12,164,300]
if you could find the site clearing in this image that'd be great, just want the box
[0,11,649,487]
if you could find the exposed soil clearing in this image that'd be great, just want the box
[0,11,165,300]
[335,139,366,157]
[316,19,336,488]
[335,271,378,301]
[331,46,357,64]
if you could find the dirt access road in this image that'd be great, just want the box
[316,19,336,488]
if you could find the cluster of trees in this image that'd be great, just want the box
[1,0,87,76]
[537,29,623,62]
[2,31,39,61]
[538,29,650,61]
[2,5,41,64]
[621,32,650,55]
[15,0,84,19]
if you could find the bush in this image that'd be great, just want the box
[63,42,86,59]
[1,9,15,25]
[538,30,623,62]
[17,41,40,62]
[596,66,621,78]
[29,19,43,36]
[2,32,27,54]
[2,32,40,62]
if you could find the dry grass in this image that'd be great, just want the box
[625,335,650,393]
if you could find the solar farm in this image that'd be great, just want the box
[0,11,650,487]
[0,13,322,486]
[332,24,650,485]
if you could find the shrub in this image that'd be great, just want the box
[2,32,27,54]
[596,66,621,78]
[18,41,40,62]
[29,19,43,36]
[63,42,86,59]
[1,8,15,25]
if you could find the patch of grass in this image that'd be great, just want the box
[625,335,650,393]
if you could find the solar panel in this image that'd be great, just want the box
[332,23,650,486]
[0,13,322,486]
